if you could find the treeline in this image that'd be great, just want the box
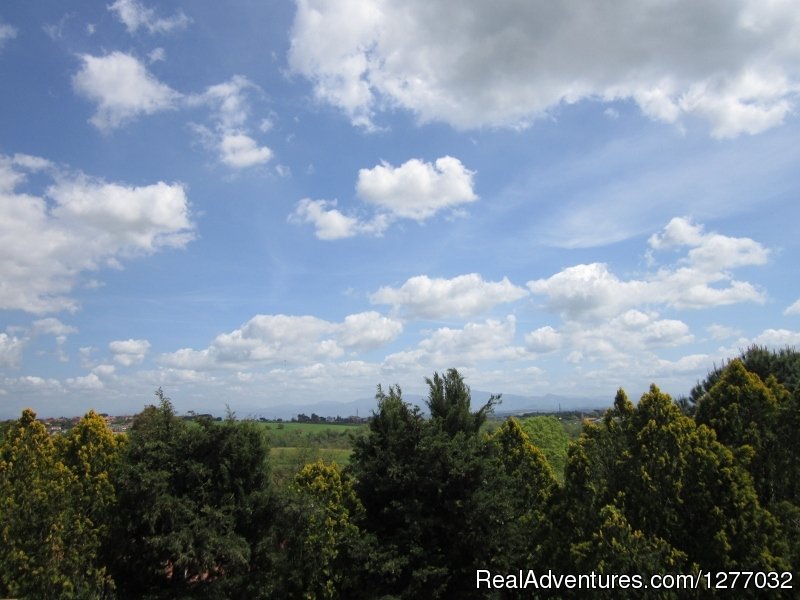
[1,347,799,599]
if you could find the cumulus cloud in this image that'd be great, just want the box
[32,318,77,336]
[529,217,768,320]
[383,316,526,372]
[219,133,273,168]
[288,198,389,240]
[289,0,800,136]
[72,51,181,130]
[535,310,694,368]
[110,338,151,366]
[524,326,562,353]
[356,156,477,220]
[648,217,769,271]
[0,154,194,313]
[291,156,476,239]
[160,311,402,370]
[188,76,273,169]
[370,273,528,319]
[339,311,404,349]
[785,298,800,316]
[72,54,272,168]
[62,364,116,391]
[109,0,190,35]
[751,328,800,347]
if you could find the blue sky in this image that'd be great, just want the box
[1,0,799,417]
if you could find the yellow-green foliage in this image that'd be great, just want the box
[293,460,365,600]
[518,415,570,481]
[0,408,119,599]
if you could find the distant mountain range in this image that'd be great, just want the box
[240,391,610,421]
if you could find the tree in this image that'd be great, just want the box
[549,385,788,595]
[348,384,427,598]
[274,460,369,600]
[349,371,526,599]
[694,360,781,504]
[58,410,122,597]
[110,390,273,598]
[0,409,114,599]
[486,418,557,579]
[425,369,499,436]
[689,345,800,412]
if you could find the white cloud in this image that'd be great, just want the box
[148,47,166,63]
[0,21,17,50]
[73,52,181,130]
[198,76,255,130]
[784,298,800,316]
[383,316,526,372]
[64,364,116,391]
[48,177,193,253]
[0,154,193,313]
[160,311,401,370]
[291,155,476,238]
[32,318,77,337]
[653,354,713,376]
[188,76,274,169]
[109,338,151,366]
[371,273,528,319]
[419,316,525,363]
[356,156,477,221]
[289,0,800,136]
[524,326,562,353]
[339,312,403,350]
[539,310,694,369]
[716,328,800,359]
[109,0,190,35]
[66,372,104,390]
[649,217,769,271]
[289,198,389,240]
[0,334,24,368]
[219,133,273,168]
[11,154,52,172]
[751,328,800,347]
[72,55,272,167]
[529,218,768,320]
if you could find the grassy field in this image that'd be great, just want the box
[259,422,366,485]
[261,415,590,485]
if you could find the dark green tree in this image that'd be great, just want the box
[110,390,273,598]
[486,418,557,580]
[349,371,507,599]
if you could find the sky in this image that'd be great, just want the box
[1,0,799,418]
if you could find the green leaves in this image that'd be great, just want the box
[110,394,273,598]
[0,409,118,599]
[553,383,789,586]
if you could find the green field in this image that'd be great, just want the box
[259,421,366,484]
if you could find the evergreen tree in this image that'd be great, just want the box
[487,418,557,581]
[349,371,507,599]
[110,390,273,598]
[0,409,113,599]
[550,385,788,597]
[694,359,780,504]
